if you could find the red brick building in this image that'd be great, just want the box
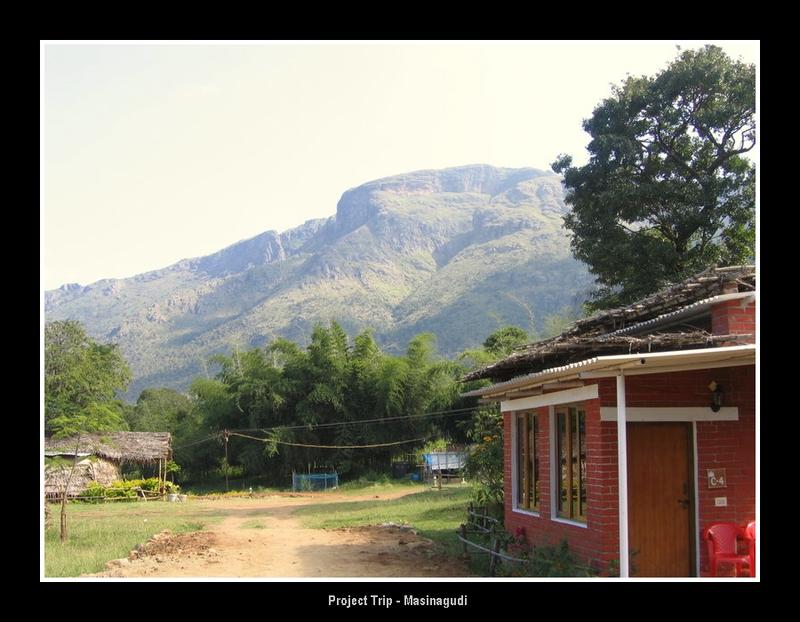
[462,265,756,577]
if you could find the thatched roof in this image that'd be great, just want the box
[45,457,120,498]
[554,265,755,338]
[463,265,756,383]
[45,431,172,464]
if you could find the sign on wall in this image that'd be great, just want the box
[707,468,727,489]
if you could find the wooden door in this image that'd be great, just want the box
[627,422,695,577]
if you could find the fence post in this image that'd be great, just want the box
[461,524,468,556]
[489,537,501,576]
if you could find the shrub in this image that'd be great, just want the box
[524,540,596,577]
[83,481,107,501]
[494,538,597,578]
[464,409,503,511]
[79,478,180,501]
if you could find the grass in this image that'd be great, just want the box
[294,483,474,557]
[180,478,282,496]
[240,519,267,529]
[44,500,228,577]
[44,479,476,577]
[336,477,420,495]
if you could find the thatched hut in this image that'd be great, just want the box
[44,432,172,498]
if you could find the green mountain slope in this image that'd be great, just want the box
[45,164,593,398]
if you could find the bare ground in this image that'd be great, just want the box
[90,489,471,578]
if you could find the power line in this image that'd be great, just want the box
[227,405,486,434]
[172,403,496,452]
[172,434,221,451]
[229,431,427,450]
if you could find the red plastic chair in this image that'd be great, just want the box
[703,522,751,577]
[744,521,756,578]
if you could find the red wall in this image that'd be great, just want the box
[711,298,756,342]
[502,364,755,576]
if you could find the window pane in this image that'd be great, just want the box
[552,407,588,522]
[529,413,539,509]
[570,408,579,518]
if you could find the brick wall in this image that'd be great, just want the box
[503,398,619,574]
[502,364,755,576]
[694,365,756,572]
[711,298,755,342]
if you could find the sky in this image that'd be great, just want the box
[42,41,758,290]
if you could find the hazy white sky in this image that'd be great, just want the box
[42,41,758,290]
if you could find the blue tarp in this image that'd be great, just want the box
[422,452,466,470]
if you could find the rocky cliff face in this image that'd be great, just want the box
[45,164,593,398]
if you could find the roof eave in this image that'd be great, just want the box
[461,344,756,401]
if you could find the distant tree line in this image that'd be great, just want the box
[44,316,544,489]
[171,323,471,484]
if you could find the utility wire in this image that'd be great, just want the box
[226,405,486,434]
[229,431,428,450]
[172,404,496,451]
[172,434,222,451]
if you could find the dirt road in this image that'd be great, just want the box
[91,489,471,578]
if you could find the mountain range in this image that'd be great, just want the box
[45,164,594,398]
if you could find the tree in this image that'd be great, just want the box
[459,326,529,369]
[183,323,469,484]
[44,320,131,541]
[482,326,529,357]
[552,45,755,309]
[463,407,503,511]
[45,320,131,435]
[126,387,193,433]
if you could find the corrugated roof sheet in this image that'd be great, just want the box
[462,344,756,399]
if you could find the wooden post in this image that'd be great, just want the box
[461,524,468,556]
[224,431,230,492]
[616,373,630,577]
[489,537,501,576]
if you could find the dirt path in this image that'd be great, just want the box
[91,489,471,578]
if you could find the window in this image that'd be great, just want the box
[515,412,540,511]
[556,406,586,521]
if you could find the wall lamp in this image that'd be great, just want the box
[709,381,723,412]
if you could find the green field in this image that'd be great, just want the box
[44,481,475,577]
[43,500,228,577]
[294,483,473,556]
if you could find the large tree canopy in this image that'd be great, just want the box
[45,320,131,436]
[552,45,755,309]
[125,387,194,433]
[178,322,468,482]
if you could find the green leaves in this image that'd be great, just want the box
[125,387,193,433]
[45,320,132,437]
[185,321,469,480]
[555,45,755,309]
[482,326,529,357]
